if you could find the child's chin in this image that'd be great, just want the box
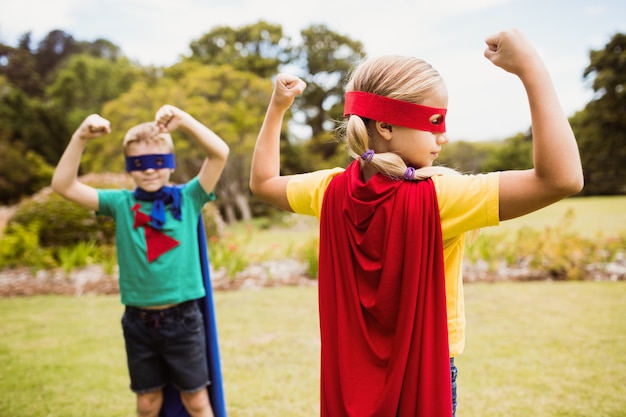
[140,183,163,192]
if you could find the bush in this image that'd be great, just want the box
[298,237,319,280]
[465,209,626,281]
[0,140,55,205]
[202,202,224,240]
[207,233,249,278]
[0,222,56,269]
[9,193,115,247]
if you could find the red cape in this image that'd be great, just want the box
[318,161,452,416]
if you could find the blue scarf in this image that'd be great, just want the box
[133,185,182,230]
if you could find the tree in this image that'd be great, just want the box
[188,20,294,78]
[47,54,143,131]
[96,62,273,223]
[0,76,55,203]
[0,33,44,96]
[572,32,626,195]
[34,30,81,82]
[481,132,533,173]
[295,24,365,168]
[436,140,492,174]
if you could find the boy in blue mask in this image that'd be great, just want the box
[52,104,229,417]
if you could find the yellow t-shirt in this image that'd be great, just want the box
[287,168,500,356]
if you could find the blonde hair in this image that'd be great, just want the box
[341,55,458,180]
[123,122,174,156]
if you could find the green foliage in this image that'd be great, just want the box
[296,24,366,161]
[96,63,274,223]
[0,222,55,269]
[207,232,249,279]
[436,140,492,173]
[46,54,142,130]
[0,139,54,204]
[9,192,115,248]
[52,240,117,276]
[481,132,533,172]
[465,209,626,280]
[56,240,99,273]
[572,32,626,195]
[188,20,294,78]
[202,203,223,240]
[0,31,140,203]
[0,34,45,96]
[2,25,626,205]
[298,237,319,279]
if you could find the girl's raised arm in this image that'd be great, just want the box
[485,29,584,220]
[249,74,307,211]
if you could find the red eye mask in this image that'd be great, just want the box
[343,91,447,133]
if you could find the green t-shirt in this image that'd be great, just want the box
[98,177,215,307]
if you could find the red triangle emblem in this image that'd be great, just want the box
[131,203,179,262]
[144,227,180,262]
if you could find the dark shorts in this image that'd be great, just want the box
[121,300,210,394]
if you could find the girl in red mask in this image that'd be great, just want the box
[250,28,583,417]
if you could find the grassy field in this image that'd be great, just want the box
[228,196,626,258]
[1,282,625,416]
[1,195,624,416]
[482,195,626,238]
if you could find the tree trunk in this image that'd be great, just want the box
[223,203,237,224]
[234,192,251,221]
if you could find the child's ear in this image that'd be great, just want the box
[375,121,393,140]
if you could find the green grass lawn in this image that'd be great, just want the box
[483,195,626,237]
[224,196,626,261]
[1,282,625,416]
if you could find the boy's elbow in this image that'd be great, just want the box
[50,177,64,196]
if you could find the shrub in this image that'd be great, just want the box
[56,240,99,273]
[0,222,56,270]
[202,202,224,240]
[207,233,248,279]
[465,209,626,281]
[298,237,319,280]
[9,193,115,247]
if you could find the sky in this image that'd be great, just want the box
[1,0,625,141]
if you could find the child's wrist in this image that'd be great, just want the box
[71,132,90,144]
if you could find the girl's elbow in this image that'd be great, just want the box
[572,174,585,194]
[556,174,584,198]
[249,179,263,197]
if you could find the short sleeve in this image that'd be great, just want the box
[286,168,345,219]
[432,172,500,239]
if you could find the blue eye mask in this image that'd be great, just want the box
[125,153,176,172]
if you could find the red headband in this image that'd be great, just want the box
[343,91,447,133]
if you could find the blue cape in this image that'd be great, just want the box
[159,215,227,417]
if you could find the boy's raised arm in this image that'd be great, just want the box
[155,105,230,194]
[51,114,109,211]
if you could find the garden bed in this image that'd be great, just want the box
[1,256,624,297]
